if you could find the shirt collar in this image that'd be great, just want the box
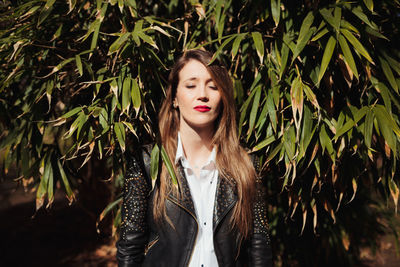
[175,132,217,168]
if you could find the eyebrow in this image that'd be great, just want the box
[182,77,214,83]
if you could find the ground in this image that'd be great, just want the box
[1,178,399,267]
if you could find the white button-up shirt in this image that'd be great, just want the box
[175,133,219,267]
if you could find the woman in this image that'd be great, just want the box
[116,50,272,267]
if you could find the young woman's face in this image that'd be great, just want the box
[174,59,222,131]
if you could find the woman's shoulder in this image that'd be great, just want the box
[125,143,155,182]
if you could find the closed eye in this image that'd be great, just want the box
[186,85,195,89]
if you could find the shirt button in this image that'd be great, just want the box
[204,222,206,225]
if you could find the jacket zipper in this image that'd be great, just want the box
[167,196,199,267]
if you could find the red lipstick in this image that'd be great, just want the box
[194,105,211,112]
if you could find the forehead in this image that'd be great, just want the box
[178,60,213,82]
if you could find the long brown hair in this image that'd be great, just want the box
[156,49,256,238]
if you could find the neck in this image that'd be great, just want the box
[179,120,214,166]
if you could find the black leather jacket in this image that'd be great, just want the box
[116,146,272,267]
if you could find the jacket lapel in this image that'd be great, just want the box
[213,175,238,231]
[167,163,197,217]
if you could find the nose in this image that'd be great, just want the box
[197,84,209,101]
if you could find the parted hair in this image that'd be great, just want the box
[156,49,256,238]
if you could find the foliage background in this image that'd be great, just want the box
[1,0,400,266]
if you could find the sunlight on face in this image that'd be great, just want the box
[175,60,222,132]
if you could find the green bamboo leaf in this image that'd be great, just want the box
[215,0,223,38]
[150,144,160,189]
[311,28,329,42]
[46,80,54,112]
[333,7,342,32]
[210,35,236,64]
[91,21,101,51]
[122,77,131,113]
[217,13,226,41]
[131,78,141,112]
[280,42,289,78]
[292,11,315,62]
[23,5,41,17]
[253,135,276,152]
[46,161,54,208]
[352,5,377,30]
[382,53,400,75]
[90,3,108,51]
[271,0,281,26]
[374,105,400,138]
[113,208,121,234]
[160,145,177,186]
[109,33,130,55]
[248,86,262,139]
[291,77,304,132]
[283,127,295,160]
[76,112,88,139]
[99,108,108,129]
[57,160,75,203]
[36,155,51,210]
[232,33,246,59]
[374,106,397,155]
[255,96,269,129]
[363,0,374,11]
[341,28,373,63]
[252,32,264,63]
[318,36,336,83]
[43,57,74,78]
[319,124,335,160]
[374,81,392,113]
[151,25,172,38]
[338,34,358,79]
[64,111,86,139]
[299,105,316,160]
[239,87,257,136]
[319,8,336,29]
[266,91,277,133]
[98,198,122,223]
[52,24,63,40]
[364,109,374,148]
[303,83,320,110]
[138,31,158,49]
[341,20,359,34]
[379,57,399,93]
[333,106,368,141]
[110,79,119,100]
[38,0,54,26]
[114,122,126,152]
[75,54,83,76]
[267,142,284,163]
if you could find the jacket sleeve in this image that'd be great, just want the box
[249,157,273,267]
[116,153,151,267]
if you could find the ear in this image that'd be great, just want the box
[173,98,178,108]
